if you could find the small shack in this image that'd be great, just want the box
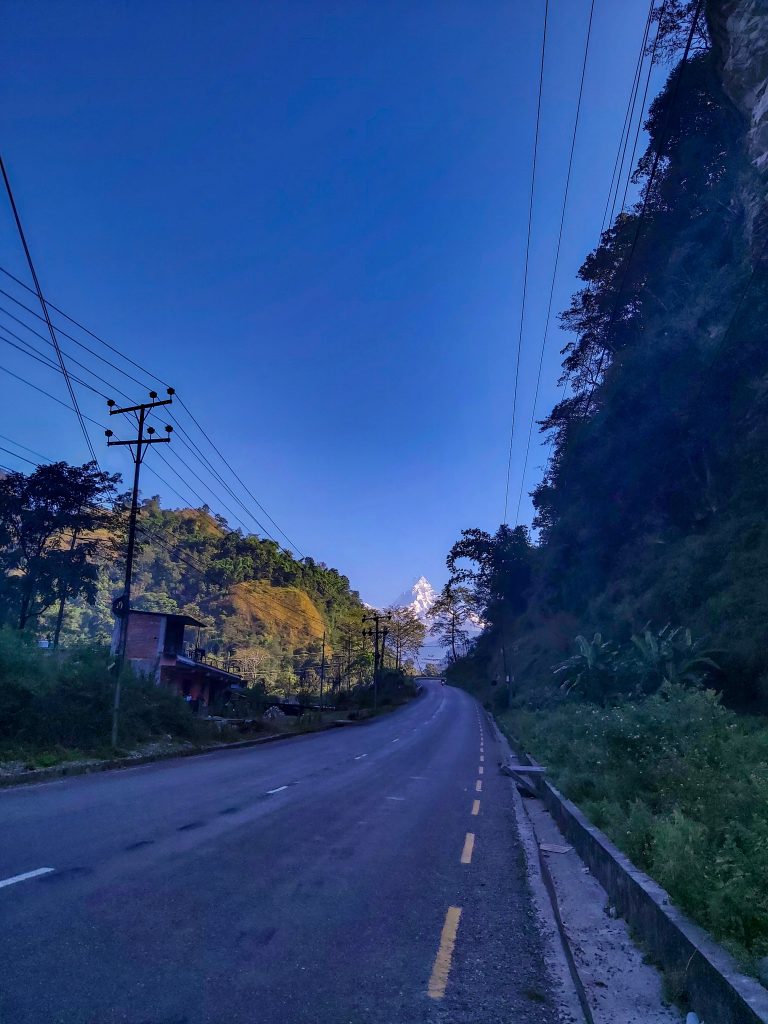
[112,609,242,708]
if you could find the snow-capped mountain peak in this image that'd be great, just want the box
[392,576,438,623]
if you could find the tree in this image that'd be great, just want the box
[384,605,426,669]
[428,585,473,663]
[447,524,533,624]
[0,462,119,631]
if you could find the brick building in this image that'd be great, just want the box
[112,609,242,708]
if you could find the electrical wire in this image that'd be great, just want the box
[513,0,595,524]
[599,0,656,237]
[618,0,669,217]
[0,267,302,553]
[503,0,549,524]
[0,156,97,461]
[580,0,704,415]
[0,263,169,389]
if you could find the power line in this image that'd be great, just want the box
[503,0,549,524]
[0,299,288,544]
[600,0,656,236]
[0,325,116,400]
[617,0,669,217]
[513,0,595,524]
[0,263,169,389]
[176,395,303,555]
[0,432,53,463]
[0,295,140,398]
[0,363,108,430]
[0,264,302,554]
[580,0,704,416]
[0,156,97,461]
[165,411,275,540]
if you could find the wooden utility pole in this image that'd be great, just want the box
[319,630,326,719]
[362,611,391,711]
[105,389,174,746]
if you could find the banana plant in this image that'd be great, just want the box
[627,624,720,691]
[553,633,621,702]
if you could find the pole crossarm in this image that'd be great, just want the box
[108,397,173,416]
[106,437,170,447]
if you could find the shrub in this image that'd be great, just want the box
[0,629,199,752]
[501,686,768,962]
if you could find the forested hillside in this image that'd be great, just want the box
[443,1,768,966]
[450,0,768,713]
[36,492,366,690]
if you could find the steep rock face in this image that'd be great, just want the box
[709,0,768,249]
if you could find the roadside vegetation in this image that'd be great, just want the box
[0,629,220,763]
[500,685,768,967]
[440,4,768,979]
[0,628,418,774]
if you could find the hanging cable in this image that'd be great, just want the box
[0,156,97,461]
[0,263,169,389]
[514,0,595,524]
[503,0,549,524]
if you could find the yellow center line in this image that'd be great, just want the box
[427,906,463,999]
[475,779,482,792]
[460,832,475,864]
[471,799,480,816]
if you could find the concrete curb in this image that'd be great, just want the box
[508,741,768,1024]
[486,711,591,1023]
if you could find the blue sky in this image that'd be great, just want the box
[2,0,658,606]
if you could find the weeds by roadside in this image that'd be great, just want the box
[500,684,768,970]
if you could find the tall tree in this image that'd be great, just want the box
[428,585,473,663]
[0,462,119,630]
[384,605,426,669]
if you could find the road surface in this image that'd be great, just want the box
[1,682,560,1023]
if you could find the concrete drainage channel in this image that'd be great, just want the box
[490,712,768,1024]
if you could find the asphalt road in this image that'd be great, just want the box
[1,682,560,1024]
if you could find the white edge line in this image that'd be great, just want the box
[0,867,54,889]
[267,785,288,794]
[354,754,368,760]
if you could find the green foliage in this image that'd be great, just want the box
[427,584,474,662]
[0,461,119,630]
[444,32,768,713]
[32,497,368,692]
[502,686,768,962]
[0,628,202,752]
[553,626,720,702]
[553,633,620,701]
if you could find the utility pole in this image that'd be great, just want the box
[319,630,326,720]
[362,611,391,711]
[106,389,175,746]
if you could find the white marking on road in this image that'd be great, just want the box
[387,796,405,801]
[392,738,399,743]
[0,867,54,889]
[267,786,288,794]
[354,754,368,760]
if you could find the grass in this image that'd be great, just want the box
[499,684,768,970]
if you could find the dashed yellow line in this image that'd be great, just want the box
[427,906,462,999]
[471,799,480,816]
[460,832,475,864]
[475,779,482,793]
